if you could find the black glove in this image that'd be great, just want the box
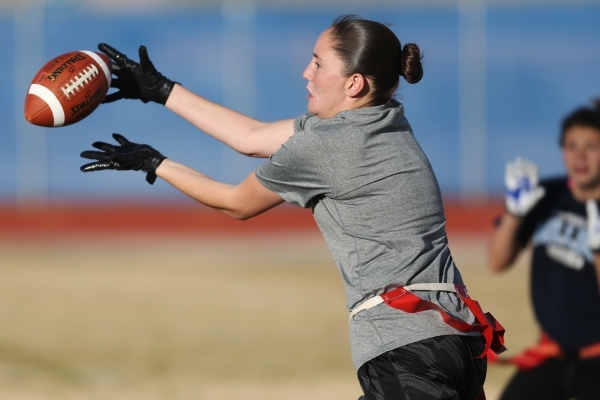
[80,133,166,185]
[98,43,176,105]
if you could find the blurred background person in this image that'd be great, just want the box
[488,100,600,400]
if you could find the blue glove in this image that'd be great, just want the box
[504,158,546,217]
[586,200,600,252]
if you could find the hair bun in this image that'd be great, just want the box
[400,43,423,84]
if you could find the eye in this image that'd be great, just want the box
[314,61,321,68]
[587,143,600,151]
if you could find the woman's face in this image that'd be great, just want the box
[562,125,600,190]
[302,29,350,119]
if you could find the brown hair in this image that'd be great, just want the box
[559,99,600,146]
[329,14,423,106]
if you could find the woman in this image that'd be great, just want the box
[489,100,600,400]
[82,15,500,400]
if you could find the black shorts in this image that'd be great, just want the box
[499,356,600,400]
[357,335,487,400]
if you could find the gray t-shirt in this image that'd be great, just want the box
[255,100,474,370]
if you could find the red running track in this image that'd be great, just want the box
[0,198,503,238]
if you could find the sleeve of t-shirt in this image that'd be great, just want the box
[294,113,321,132]
[255,120,332,208]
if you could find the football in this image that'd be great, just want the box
[24,50,112,128]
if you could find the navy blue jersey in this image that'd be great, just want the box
[517,177,600,353]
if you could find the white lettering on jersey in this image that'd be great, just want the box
[533,210,592,269]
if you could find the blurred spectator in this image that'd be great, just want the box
[489,100,600,400]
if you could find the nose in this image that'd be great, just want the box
[573,148,587,159]
[302,63,312,81]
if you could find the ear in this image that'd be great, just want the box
[345,73,369,98]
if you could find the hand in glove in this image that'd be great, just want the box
[98,43,176,105]
[80,133,166,185]
[586,200,600,252]
[504,158,546,217]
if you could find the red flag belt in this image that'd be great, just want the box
[487,331,600,370]
[377,284,506,358]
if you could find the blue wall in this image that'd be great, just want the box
[2,4,600,201]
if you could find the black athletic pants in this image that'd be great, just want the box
[357,335,487,400]
[499,356,600,400]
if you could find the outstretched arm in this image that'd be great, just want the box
[156,159,284,219]
[488,213,525,272]
[165,85,295,158]
[80,134,285,219]
[488,158,545,272]
[98,43,295,158]
[585,200,600,291]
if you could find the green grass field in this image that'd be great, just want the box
[0,233,536,399]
